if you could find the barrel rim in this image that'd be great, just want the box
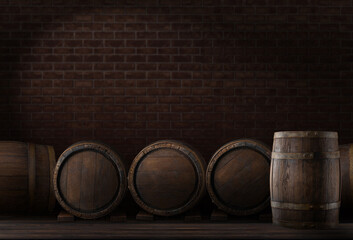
[128,139,206,216]
[53,141,127,219]
[206,138,271,216]
[274,131,338,139]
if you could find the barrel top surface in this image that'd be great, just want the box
[128,140,205,216]
[54,141,126,219]
[206,139,271,215]
[274,131,338,139]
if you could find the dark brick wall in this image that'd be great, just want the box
[0,0,352,164]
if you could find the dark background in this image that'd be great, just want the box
[0,0,352,166]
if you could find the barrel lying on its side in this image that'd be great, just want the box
[206,139,271,216]
[270,131,340,229]
[53,141,127,219]
[0,141,56,214]
[128,140,206,216]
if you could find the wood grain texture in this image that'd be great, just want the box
[206,139,271,216]
[270,131,340,229]
[339,144,353,212]
[0,218,353,239]
[128,140,206,216]
[0,141,55,214]
[54,141,126,219]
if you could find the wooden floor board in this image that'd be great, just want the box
[0,217,352,239]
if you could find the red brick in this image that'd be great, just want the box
[94,97,114,104]
[145,105,169,113]
[105,40,124,47]
[147,88,170,95]
[43,88,62,95]
[94,63,114,70]
[148,72,170,79]
[94,113,114,121]
[137,80,157,87]
[136,32,156,39]
[126,89,146,95]
[94,32,114,39]
[82,88,103,95]
[21,88,41,95]
[105,88,124,95]
[111,32,132,40]
[94,15,114,22]
[137,96,157,104]
[126,55,146,62]
[32,80,52,87]
[94,80,114,87]
[148,55,170,62]
[126,105,146,112]
[126,23,146,31]
[159,96,180,104]
[147,40,170,47]
[159,79,180,87]
[75,97,92,104]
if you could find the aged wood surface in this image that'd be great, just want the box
[211,209,228,221]
[128,140,206,216]
[339,144,353,213]
[271,131,340,229]
[54,141,127,219]
[0,218,352,239]
[206,139,271,216]
[136,210,154,221]
[0,141,56,213]
[57,210,74,222]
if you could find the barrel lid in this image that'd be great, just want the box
[128,140,206,216]
[53,141,127,219]
[274,131,338,139]
[206,139,271,216]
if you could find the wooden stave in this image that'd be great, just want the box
[128,140,206,216]
[339,144,353,212]
[206,139,271,216]
[0,141,56,214]
[53,141,127,219]
[270,131,340,229]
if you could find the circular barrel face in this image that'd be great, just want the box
[54,141,126,219]
[207,139,271,216]
[129,140,206,216]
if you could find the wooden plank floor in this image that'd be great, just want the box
[0,218,353,239]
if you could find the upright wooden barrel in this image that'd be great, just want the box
[270,131,340,229]
[128,140,206,216]
[0,141,56,214]
[53,141,127,219]
[206,139,271,216]
[339,144,353,212]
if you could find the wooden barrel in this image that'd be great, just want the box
[53,141,127,219]
[128,140,206,216]
[270,131,340,229]
[206,139,271,216]
[0,141,56,214]
[339,144,353,212]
